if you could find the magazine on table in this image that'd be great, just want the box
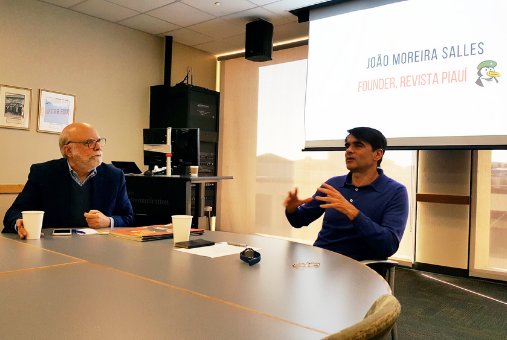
[109,225,204,242]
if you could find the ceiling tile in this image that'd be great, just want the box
[36,0,311,56]
[39,0,86,7]
[247,0,281,6]
[193,40,238,55]
[272,21,308,44]
[221,7,291,27]
[161,28,215,46]
[221,34,246,50]
[262,0,326,22]
[71,0,139,22]
[147,2,216,27]
[118,14,180,35]
[188,18,244,40]
[181,0,256,17]
[261,5,296,22]
[263,0,327,13]
[106,0,176,13]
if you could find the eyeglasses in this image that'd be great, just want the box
[66,138,106,149]
[292,262,320,268]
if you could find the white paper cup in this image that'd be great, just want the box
[172,215,193,243]
[22,211,44,239]
[190,166,199,177]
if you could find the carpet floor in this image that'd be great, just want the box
[394,268,507,340]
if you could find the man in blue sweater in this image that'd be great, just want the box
[284,127,409,261]
[3,122,134,239]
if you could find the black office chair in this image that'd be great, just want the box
[361,260,398,340]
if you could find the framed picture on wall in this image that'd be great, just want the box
[37,89,76,134]
[0,84,32,130]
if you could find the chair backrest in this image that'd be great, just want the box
[321,294,401,340]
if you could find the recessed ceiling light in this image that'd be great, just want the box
[215,2,221,5]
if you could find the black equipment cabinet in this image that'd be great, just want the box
[150,83,220,218]
[125,175,232,228]
[150,83,219,133]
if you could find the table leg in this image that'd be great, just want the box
[195,182,205,217]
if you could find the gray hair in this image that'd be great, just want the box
[59,129,71,158]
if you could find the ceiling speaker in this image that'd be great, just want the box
[245,20,273,62]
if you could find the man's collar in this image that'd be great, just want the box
[67,160,98,185]
[344,168,387,191]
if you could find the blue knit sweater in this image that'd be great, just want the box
[286,169,409,261]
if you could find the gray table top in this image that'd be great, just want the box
[0,230,389,339]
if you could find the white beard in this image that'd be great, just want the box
[72,148,102,172]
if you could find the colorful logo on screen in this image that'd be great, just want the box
[476,60,500,87]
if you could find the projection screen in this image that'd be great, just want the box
[304,0,507,150]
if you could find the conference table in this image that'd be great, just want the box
[0,230,390,339]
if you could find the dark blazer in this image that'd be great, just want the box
[2,158,134,232]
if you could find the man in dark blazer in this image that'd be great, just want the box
[3,122,134,238]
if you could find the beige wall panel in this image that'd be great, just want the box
[218,57,259,234]
[416,202,469,269]
[416,150,471,269]
[171,42,216,91]
[470,150,492,270]
[0,195,17,227]
[418,150,471,195]
[216,62,225,229]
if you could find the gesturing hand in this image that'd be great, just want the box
[315,183,359,220]
[284,188,313,213]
